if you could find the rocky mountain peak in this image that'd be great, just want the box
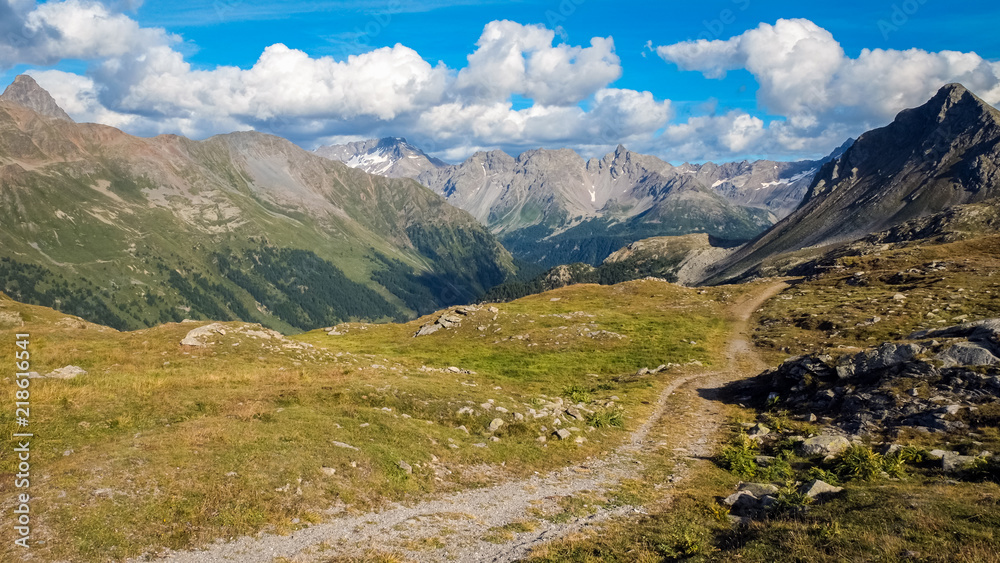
[0,74,74,122]
[314,135,446,177]
[704,83,1000,285]
[890,82,999,135]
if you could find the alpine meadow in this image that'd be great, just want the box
[2,2,1000,562]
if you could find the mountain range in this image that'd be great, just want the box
[0,75,514,331]
[317,136,851,267]
[444,82,1000,302]
[2,73,998,331]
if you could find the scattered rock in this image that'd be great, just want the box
[331,441,360,451]
[181,323,228,346]
[799,479,843,498]
[754,456,777,467]
[800,436,851,457]
[46,365,87,379]
[941,452,977,473]
[415,324,442,337]
[488,418,504,432]
[320,467,337,476]
[0,311,23,326]
[937,342,1000,368]
[840,343,924,378]
[737,482,780,497]
[397,460,413,475]
[554,428,572,440]
[723,490,755,507]
[752,321,1000,436]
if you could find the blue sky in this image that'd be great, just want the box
[2,0,999,163]
[132,1,999,102]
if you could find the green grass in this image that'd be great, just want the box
[0,279,738,562]
[526,234,1000,563]
[528,415,1000,563]
[753,235,1000,363]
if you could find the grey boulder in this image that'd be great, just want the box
[800,436,851,457]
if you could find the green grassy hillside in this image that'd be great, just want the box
[0,102,515,333]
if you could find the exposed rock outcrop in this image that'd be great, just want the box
[739,318,1000,435]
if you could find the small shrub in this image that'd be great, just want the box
[708,503,730,523]
[836,444,884,481]
[586,408,624,428]
[656,528,710,557]
[562,385,592,404]
[771,488,813,516]
[882,451,910,479]
[765,394,781,410]
[758,457,795,482]
[816,520,842,540]
[804,466,841,486]
[962,456,1000,483]
[718,432,759,479]
[895,445,926,464]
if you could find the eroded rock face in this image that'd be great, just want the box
[1,74,74,121]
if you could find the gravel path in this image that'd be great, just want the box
[141,282,787,563]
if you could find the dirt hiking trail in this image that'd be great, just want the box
[144,281,789,563]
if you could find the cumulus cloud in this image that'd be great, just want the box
[655,18,1000,156]
[0,0,173,67]
[5,4,1000,164]
[2,1,660,160]
[454,20,621,106]
[652,111,765,162]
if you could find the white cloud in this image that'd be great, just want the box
[0,0,174,66]
[5,5,1000,164]
[454,20,621,106]
[656,18,1000,156]
[654,111,765,161]
[2,3,657,160]
[28,69,135,127]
